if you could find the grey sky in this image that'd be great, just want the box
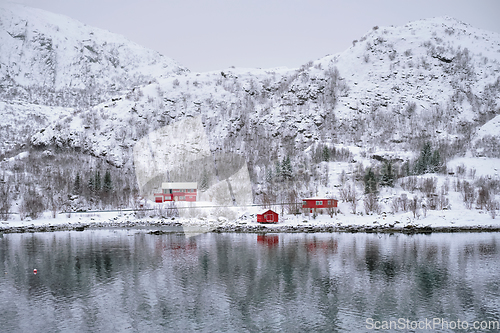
[10,0,500,72]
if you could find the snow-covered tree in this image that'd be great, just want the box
[281,156,293,181]
[364,168,378,194]
[200,169,209,192]
[380,160,395,187]
[103,170,112,193]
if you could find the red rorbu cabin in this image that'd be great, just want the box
[154,182,198,203]
[302,198,338,214]
[257,209,279,224]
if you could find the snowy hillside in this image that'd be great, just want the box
[0,2,187,107]
[0,2,188,156]
[0,4,499,222]
[28,17,500,174]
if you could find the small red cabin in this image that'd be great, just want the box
[257,209,279,223]
[302,198,338,214]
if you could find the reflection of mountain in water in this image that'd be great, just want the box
[1,232,499,331]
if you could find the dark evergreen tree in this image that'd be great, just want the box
[265,166,273,185]
[380,160,395,187]
[322,145,330,162]
[430,149,441,173]
[281,156,292,180]
[103,170,112,193]
[73,173,81,194]
[94,171,101,193]
[275,160,282,181]
[413,142,432,175]
[413,142,442,175]
[87,172,94,194]
[364,168,378,194]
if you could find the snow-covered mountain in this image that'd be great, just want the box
[0,2,187,106]
[1,3,499,212]
[29,15,500,166]
[0,2,187,155]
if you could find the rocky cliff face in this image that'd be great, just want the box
[29,17,500,168]
[0,3,187,108]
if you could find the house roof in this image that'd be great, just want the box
[302,197,336,200]
[161,182,198,189]
[258,209,277,215]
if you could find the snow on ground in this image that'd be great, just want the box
[447,157,500,177]
[475,115,500,140]
[1,202,499,234]
[2,155,499,233]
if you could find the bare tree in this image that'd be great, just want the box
[339,184,350,203]
[322,164,329,187]
[327,195,338,217]
[391,196,400,214]
[486,199,498,219]
[462,181,476,210]
[443,178,450,195]
[364,193,380,215]
[287,188,300,215]
[339,169,348,186]
[400,193,409,212]
[260,191,273,209]
[166,201,179,218]
[20,189,45,220]
[0,180,11,221]
[340,182,359,214]
[437,191,449,210]
[477,185,490,210]
[409,196,420,218]
[421,177,437,197]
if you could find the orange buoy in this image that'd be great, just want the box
[33,269,37,274]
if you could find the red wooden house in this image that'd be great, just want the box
[302,198,338,214]
[257,209,279,223]
[154,182,198,203]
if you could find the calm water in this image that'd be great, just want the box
[1,229,499,332]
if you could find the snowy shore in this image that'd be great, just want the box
[1,208,499,234]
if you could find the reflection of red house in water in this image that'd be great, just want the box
[302,198,338,214]
[257,234,279,247]
[257,210,279,223]
[305,239,338,253]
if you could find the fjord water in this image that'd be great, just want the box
[1,230,499,332]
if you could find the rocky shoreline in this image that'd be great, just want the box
[2,220,500,234]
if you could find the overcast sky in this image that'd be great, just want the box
[9,0,500,72]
